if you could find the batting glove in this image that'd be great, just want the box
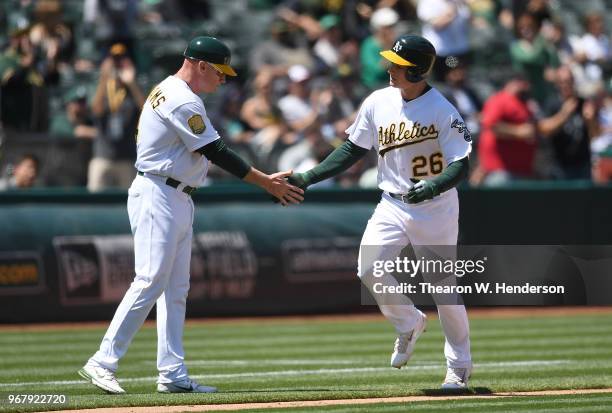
[287,172,310,191]
[406,180,439,204]
[272,172,309,204]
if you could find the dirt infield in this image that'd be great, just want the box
[2,306,612,332]
[41,388,612,413]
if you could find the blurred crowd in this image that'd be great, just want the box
[1,0,611,191]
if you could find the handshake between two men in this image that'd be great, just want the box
[269,170,439,206]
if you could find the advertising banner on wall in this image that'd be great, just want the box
[190,231,258,301]
[54,236,109,306]
[280,237,359,283]
[54,231,262,306]
[0,251,45,296]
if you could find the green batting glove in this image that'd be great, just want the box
[406,180,439,204]
[287,172,310,191]
[272,172,311,204]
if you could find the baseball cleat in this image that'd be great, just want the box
[390,310,427,369]
[441,364,472,389]
[78,364,125,394]
[157,378,217,393]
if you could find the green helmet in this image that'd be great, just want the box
[183,36,237,77]
[380,35,436,83]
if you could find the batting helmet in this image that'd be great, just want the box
[183,36,237,77]
[380,35,436,83]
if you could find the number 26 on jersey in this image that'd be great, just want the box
[412,152,443,178]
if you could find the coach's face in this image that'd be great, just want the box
[194,61,226,93]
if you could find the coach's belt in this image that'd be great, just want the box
[137,171,196,196]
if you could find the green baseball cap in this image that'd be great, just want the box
[183,36,237,77]
[319,14,339,30]
[380,35,436,68]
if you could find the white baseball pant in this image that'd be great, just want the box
[358,190,472,369]
[88,174,194,383]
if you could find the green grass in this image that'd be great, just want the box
[235,393,612,413]
[0,313,611,412]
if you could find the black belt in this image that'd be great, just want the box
[137,171,196,195]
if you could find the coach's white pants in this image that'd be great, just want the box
[89,174,194,383]
[358,191,471,369]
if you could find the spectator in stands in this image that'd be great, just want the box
[250,17,315,77]
[465,0,499,30]
[474,75,538,185]
[241,69,289,165]
[510,0,552,27]
[277,64,319,135]
[206,84,258,182]
[591,80,612,184]
[0,23,49,132]
[241,69,281,133]
[89,43,145,191]
[27,23,62,86]
[474,73,591,185]
[310,14,361,97]
[27,0,74,84]
[568,12,611,98]
[0,154,40,190]
[312,14,344,72]
[83,0,139,57]
[437,61,482,139]
[509,12,559,105]
[336,0,372,42]
[283,71,362,180]
[276,3,325,42]
[278,123,335,188]
[542,19,575,67]
[417,0,471,81]
[214,84,252,145]
[311,78,352,127]
[541,65,599,179]
[572,13,611,68]
[49,85,98,139]
[360,7,399,89]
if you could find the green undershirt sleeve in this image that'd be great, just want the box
[195,139,251,179]
[429,156,470,195]
[301,140,370,186]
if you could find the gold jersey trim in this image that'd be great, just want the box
[379,135,439,156]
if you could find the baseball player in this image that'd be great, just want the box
[289,35,473,389]
[78,36,304,394]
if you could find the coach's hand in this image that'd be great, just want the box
[406,180,439,204]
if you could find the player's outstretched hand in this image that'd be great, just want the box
[270,172,310,204]
[287,172,309,191]
[406,180,437,204]
[266,169,305,206]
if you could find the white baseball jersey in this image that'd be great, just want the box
[346,86,472,194]
[135,75,220,187]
